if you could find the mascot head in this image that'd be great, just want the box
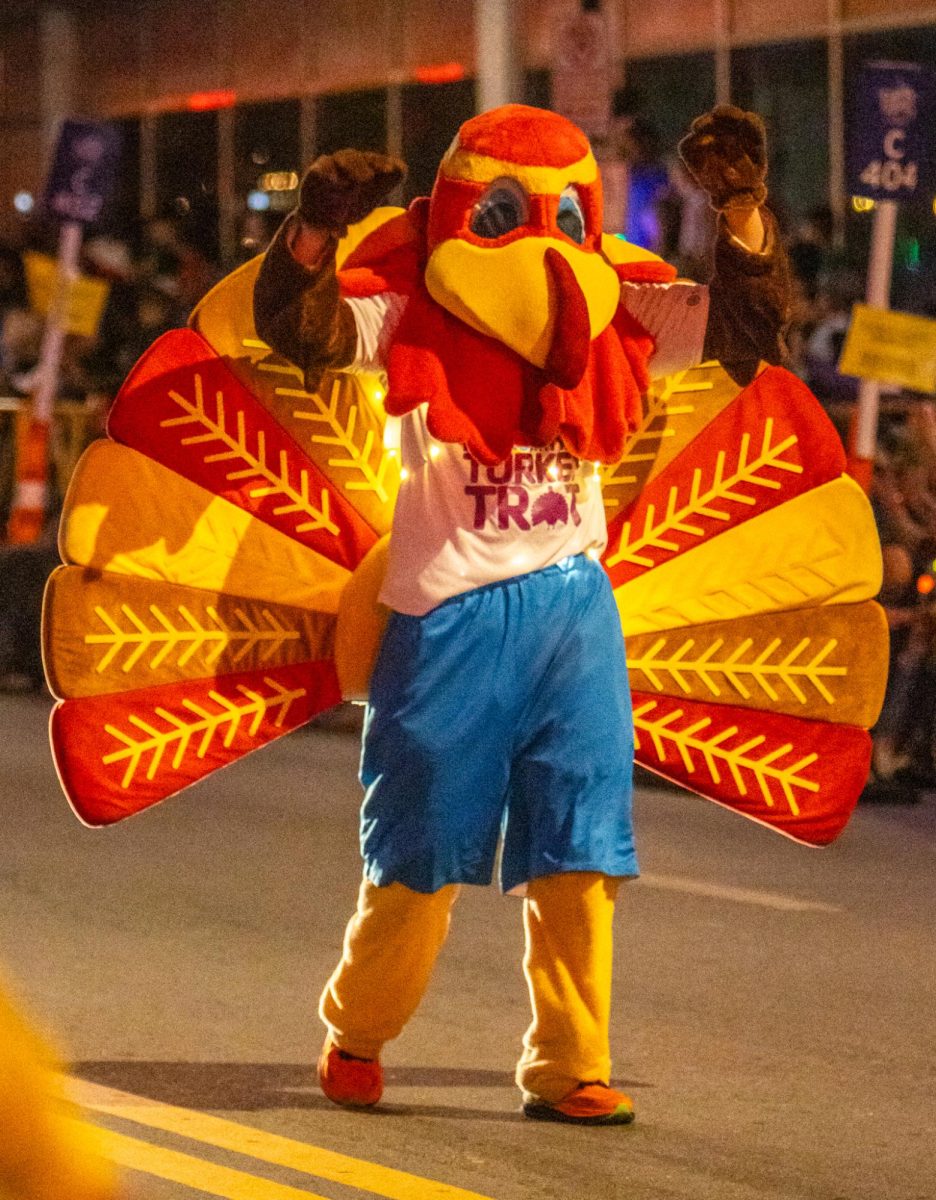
[423,104,621,389]
[344,104,675,466]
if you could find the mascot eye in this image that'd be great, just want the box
[470,178,529,239]
[557,186,586,244]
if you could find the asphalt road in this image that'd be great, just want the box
[1,692,934,1200]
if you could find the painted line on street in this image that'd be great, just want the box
[638,871,842,913]
[73,1079,496,1200]
[84,1121,331,1198]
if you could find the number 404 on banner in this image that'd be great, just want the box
[847,61,936,202]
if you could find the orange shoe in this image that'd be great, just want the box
[317,1037,383,1108]
[522,1081,635,1126]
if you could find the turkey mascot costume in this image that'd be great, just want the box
[43,105,888,1126]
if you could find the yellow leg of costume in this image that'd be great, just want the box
[0,980,117,1200]
[517,871,620,1103]
[319,878,460,1060]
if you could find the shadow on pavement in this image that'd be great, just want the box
[72,1059,530,1118]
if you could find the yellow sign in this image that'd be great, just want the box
[839,303,936,393]
[24,251,111,338]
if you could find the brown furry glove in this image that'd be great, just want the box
[297,149,407,235]
[678,106,768,212]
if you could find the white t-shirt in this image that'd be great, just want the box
[341,281,707,615]
[380,409,608,615]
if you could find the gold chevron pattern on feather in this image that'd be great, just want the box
[632,699,819,814]
[607,418,803,569]
[253,350,398,503]
[602,369,709,505]
[628,633,844,704]
[86,603,301,673]
[162,372,339,535]
[103,677,308,788]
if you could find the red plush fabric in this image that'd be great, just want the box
[338,206,426,298]
[339,191,661,466]
[611,258,678,285]
[384,278,650,466]
[455,105,590,168]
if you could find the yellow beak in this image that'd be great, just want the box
[424,236,620,384]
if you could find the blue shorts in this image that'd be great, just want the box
[359,555,637,894]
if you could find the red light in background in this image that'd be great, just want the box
[186,89,237,111]
[916,574,935,596]
[413,62,465,85]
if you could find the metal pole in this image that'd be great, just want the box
[475,0,522,112]
[853,199,898,461]
[6,219,82,542]
[217,104,236,270]
[140,114,157,221]
[827,0,847,247]
[714,0,731,106]
[32,221,82,425]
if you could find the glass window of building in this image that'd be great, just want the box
[107,116,141,246]
[315,89,388,157]
[623,53,716,159]
[155,109,220,264]
[234,100,301,255]
[731,40,829,230]
[524,69,552,111]
[401,80,476,200]
[234,100,301,201]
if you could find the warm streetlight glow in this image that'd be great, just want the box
[186,89,237,111]
[851,195,876,213]
[413,62,466,84]
[259,171,299,192]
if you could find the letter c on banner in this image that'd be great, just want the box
[883,129,906,159]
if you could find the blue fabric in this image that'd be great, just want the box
[359,555,637,893]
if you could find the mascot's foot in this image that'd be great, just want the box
[318,1037,383,1107]
[522,1082,635,1126]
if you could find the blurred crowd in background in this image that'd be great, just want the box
[1,111,935,803]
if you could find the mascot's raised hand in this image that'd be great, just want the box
[678,104,769,213]
[253,149,406,391]
[296,149,406,237]
[679,105,792,386]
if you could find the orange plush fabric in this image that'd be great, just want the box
[338,209,659,466]
[454,104,591,167]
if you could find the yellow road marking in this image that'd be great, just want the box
[74,1079,496,1200]
[88,1122,331,1198]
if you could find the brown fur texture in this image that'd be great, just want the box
[253,215,358,393]
[254,150,405,392]
[706,209,792,387]
[678,106,768,212]
[298,150,406,235]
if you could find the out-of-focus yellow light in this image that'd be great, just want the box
[851,195,876,213]
[259,171,299,192]
[400,467,410,481]
[429,444,441,460]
